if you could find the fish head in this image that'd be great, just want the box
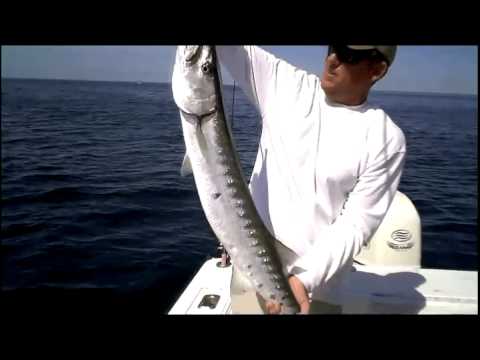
[172,45,217,117]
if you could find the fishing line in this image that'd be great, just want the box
[231,80,236,131]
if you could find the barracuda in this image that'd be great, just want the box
[171,45,299,314]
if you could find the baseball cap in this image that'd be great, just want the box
[347,46,397,66]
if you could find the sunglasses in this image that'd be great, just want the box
[327,45,389,66]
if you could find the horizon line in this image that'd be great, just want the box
[2,76,477,97]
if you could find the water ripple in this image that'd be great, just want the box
[1,79,477,312]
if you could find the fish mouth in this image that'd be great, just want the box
[179,104,217,123]
[175,93,217,119]
[184,45,203,63]
[180,45,214,66]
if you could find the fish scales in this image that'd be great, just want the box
[172,45,299,314]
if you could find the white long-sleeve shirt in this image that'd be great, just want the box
[216,46,407,304]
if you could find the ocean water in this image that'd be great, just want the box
[1,79,477,315]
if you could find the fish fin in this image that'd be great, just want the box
[180,153,193,177]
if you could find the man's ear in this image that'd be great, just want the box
[370,61,388,83]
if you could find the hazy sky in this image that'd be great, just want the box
[1,46,477,95]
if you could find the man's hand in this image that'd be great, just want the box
[264,275,310,314]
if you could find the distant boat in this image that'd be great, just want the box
[136,81,143,85]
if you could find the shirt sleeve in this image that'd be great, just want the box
[216,46,316,120]
[292,145,407,294]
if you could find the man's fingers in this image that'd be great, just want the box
[288,275,310,312]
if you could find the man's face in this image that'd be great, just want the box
[320,46,386,105]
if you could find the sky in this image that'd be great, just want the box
[1,46,478,95]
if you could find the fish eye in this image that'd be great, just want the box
[201,61,213,75]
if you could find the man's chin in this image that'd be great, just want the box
[320,79,336,95]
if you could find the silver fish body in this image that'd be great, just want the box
[172,46,299,314]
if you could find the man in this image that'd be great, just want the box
[216,45,406,314]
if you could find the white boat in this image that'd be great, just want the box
[168,192,478,315]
